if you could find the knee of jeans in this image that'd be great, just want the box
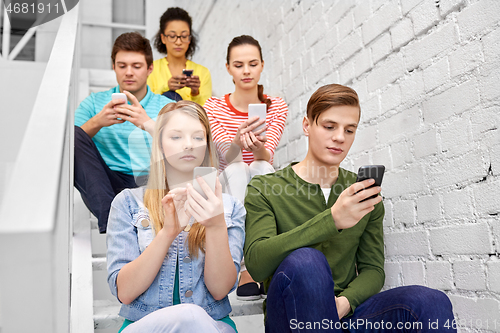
[281,248,332,281]
[394,286,453,314]
[414,286,453,310]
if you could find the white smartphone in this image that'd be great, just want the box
[248,103,267,137]
[193,167,217,199]
[111,92,127,103]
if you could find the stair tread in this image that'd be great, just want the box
[93,291,264,329]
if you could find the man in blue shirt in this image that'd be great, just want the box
[74,32,173,233]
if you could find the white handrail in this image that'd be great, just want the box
[0,4,80,333]
[2,5,10,59]
[0,6,78,233]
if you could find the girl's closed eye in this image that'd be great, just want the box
[171,136,181,140]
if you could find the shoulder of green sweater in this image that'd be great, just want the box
[248,164,293,187]
[339,167,357,185]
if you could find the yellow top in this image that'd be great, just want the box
[147,58,212,106]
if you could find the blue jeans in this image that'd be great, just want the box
[74,126,146,233]
[162,90,183,101]
[266,248,456,332]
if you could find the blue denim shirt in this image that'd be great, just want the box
[106,187,246,322]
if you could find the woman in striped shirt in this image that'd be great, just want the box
[204,35,288,300]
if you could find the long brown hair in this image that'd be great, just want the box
[144,100,218,257]
[226,35,272,108]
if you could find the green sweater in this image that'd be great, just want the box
[244,163,385,316]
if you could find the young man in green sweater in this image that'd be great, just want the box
[244,84,456,332]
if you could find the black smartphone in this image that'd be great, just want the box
[356,165,385,201]
[182,69,193,77]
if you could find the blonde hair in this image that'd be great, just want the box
[144,100,219,257]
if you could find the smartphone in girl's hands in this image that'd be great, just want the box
[248,104,267,136]
[193,167,217,199]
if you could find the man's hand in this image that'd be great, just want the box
[330,179,382,230]
[114,90,154,134]
[335,296,351,320]
[80,99,126,137]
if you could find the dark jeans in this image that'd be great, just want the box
[74,126,146,233]
[162,90,183,102]
[266,248,456,332]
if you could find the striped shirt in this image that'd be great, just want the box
[205,94,288,171]
[75,86,172,176]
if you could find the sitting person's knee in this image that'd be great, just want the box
[280,248,332,280]
[169,304,207,323]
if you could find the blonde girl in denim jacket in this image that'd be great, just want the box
[106,100,245,332]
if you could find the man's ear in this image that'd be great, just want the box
[303,116,310,136]
[148,63,154,76]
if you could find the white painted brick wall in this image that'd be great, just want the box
[430,223,493,255]
[426,261,454,290]
[486,260,500,293]
[175,0,500,328]
[409,0,440,36]
[401,261,425,285]
[454,260,487,291]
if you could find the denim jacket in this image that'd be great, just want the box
[106,187,246,322]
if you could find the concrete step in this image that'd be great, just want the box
[94,291,264,332]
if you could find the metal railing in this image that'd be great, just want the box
[0,4,82,333]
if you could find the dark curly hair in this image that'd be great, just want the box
[153,7,197,59]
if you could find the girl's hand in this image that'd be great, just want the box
[185,176,225,229]
[168,75,187,91]
[168,188,192,230]
[185,75,201,96]
[161,193,185,238]
[241,130,267,153]
[232,116,266,150]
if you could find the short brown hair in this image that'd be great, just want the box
[111,32,153,68]
[307,84,360,124]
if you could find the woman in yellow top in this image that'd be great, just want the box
[148,7,212,105]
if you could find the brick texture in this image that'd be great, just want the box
[181,0,500,328]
